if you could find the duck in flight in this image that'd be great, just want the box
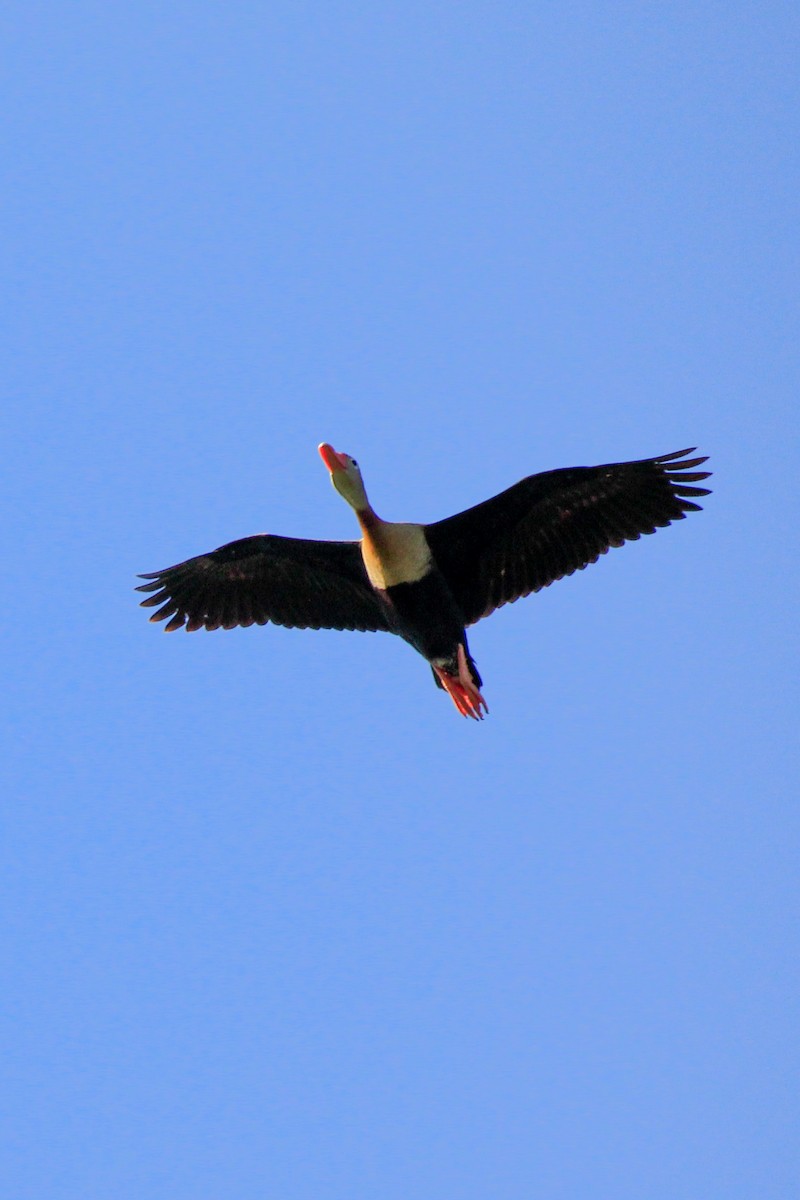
[137,444,711,719]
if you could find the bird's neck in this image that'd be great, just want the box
[357,512,432,590]
[356,505,384,534]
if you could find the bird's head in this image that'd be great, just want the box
[318,443,370,513]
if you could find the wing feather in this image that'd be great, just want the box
[136,533,390,634]
[425,448,711,625]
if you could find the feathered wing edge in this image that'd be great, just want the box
[425,448,712,625]
[136,533,391,634]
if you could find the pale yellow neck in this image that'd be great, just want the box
[359,520,432,589]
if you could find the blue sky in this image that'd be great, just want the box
[3,4,798,1197]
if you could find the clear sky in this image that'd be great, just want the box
[3,4,798,1197]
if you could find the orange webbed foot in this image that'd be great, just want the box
[433,645,489,720]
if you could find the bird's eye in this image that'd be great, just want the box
[351,459,358,467]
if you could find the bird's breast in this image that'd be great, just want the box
[359,520,433,590]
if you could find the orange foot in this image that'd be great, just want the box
[433,644,489,721]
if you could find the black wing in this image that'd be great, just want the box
[425,448,711,626]
[136,534,391,633]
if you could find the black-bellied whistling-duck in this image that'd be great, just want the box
[137,445,711,719]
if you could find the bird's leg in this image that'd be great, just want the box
[433,644,489,721]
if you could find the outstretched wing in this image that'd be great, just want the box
[136,534,391,633]
[425,448,711,626]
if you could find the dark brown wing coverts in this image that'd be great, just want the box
[137,534,390,633]
[424,448,711,626]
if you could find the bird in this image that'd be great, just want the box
[137,444,711,719]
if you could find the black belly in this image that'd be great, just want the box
[380,570,466,662]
